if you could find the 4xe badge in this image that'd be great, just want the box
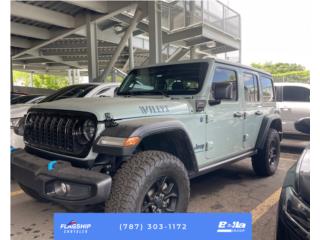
[217,220,247,233]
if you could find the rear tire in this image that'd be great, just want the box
[18,183,49,202]
[105,151,190,212]
[252,128,280,177]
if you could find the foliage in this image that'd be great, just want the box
[251,62,310,83]
[13,71,69,90]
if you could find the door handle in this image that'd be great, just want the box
[255,110,263,116]
[233,112,243,118]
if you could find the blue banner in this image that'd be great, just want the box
[54,213,252,240]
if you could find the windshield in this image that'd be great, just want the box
[39,84,96,103]
[117,62,208,96]
[11,95,42,104]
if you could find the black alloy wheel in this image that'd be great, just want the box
[141,176,179,213]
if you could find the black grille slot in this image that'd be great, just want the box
[24,109,97,158]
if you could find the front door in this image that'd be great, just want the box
[205,66,244,164]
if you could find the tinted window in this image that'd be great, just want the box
[260,76,274,102]
[283,86,309,102]
[243,73,259,102]
[118,63,208,95]
[11,95,41,104]
[39,84,96,103]
[212,68,237,101]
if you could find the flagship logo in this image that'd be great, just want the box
[217,221,247,233]
[139,105,169,114]
[60,220,92,234]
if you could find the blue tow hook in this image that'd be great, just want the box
[48,161,57,171]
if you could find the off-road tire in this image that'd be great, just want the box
[18,183,49,202]
[252,128,280,177]
[105,150,190,212]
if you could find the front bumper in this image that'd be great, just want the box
[11,149,112,206]
[276,189,310,240]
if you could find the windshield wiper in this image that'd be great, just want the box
[151,90,170,98]
[118,91,170,98]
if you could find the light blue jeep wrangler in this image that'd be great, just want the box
[12,59,282,212]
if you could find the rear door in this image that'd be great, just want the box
[242,71,264,150]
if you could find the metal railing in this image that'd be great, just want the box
[161,0,240,39]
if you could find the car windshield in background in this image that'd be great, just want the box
[11,95,42,104]
[39,84,96,103]
[117,62,208,96]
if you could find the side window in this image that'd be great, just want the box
[243,73,259,102]
[283,86,310,102]
[260,76,274,102]
[212,68,237,101]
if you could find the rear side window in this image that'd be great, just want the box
[212,68,238,101]
[243,73,259,102]
[283,86,310,102]
[260,76,274,102]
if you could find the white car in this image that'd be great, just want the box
[11,82,120,148]
[274,82,310,136]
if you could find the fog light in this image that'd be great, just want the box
[46,181,92,200]
[53,181,69,196]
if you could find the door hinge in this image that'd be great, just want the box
[205,142,208,151]
[205,114,209,123]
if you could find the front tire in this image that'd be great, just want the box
[252,128,280,176]
[105,151,190,212]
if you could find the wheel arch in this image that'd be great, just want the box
[93,118,199,175]
[255,114,282,150]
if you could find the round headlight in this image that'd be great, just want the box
[82,119,96,141]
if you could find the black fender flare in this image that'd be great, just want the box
[255,114,282,149]
[93,118,198,173]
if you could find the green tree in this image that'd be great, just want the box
[13,71,69,90]
[251,62,310,83]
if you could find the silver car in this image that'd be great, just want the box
[274,82,310,136]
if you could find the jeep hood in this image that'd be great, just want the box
[30,97,192,121]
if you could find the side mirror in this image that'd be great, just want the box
[294,117,310,135]
[212,82,233,100]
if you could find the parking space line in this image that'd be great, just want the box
[251,188,282,224]
[281,157,298,161]
[11,189,24,197]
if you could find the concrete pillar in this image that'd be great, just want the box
[112,68,116,83]
[86,15,99,82]
[148,1,162,64]
[10,58,13,91]
[77,69,81,83]
[190,46,197,59]
[30,72,33,87]
[128,34,134,70]
[99,7,142,82]
[67,69,72,85]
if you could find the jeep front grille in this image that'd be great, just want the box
[24,109,97,158]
